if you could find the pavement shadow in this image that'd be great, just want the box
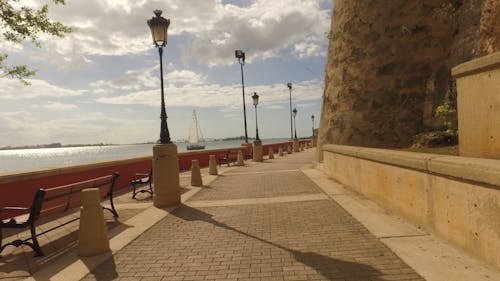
[172,205,385,281]
[0,220,131,280]
[82,254,118,281]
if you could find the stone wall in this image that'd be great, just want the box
[323,144,500,269]
[318,0,500,149]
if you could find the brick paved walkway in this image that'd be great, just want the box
[82,150,424,281]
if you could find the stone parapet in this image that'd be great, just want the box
[323,144,500,270]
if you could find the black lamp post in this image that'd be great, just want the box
[235,50,248,143]
[311,114,315,137]
[287,82,293,140]
[148,10,171,144]
[293,108,298,139]
[252,92,260,141]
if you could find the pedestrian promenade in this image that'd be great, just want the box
[82,150,424,281]
[3,148,500,281]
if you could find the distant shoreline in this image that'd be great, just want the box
[0,142,118,151]
[0,136,267,151]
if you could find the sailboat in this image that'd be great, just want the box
[187,110,206,150]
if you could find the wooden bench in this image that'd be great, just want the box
[131,169,153,199]
[218,150,239,166]
[0,173,119,257]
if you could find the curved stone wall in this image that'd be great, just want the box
[318,0,500,149]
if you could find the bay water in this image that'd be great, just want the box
[0,138,288,175]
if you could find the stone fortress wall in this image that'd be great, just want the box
[318,0,500,149]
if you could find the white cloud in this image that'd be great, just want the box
[91,66,158,91]
[41,102,78,110]
[17,0,330,67]
[93,67,323,110]
[181,0,331,66]
[0,78,83,100]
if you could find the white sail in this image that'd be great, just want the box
[188,110,199,144]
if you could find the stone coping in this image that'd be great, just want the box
[323,144,500,188]
[452,51,500,78]
[0,155,153,184]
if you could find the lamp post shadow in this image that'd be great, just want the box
[172,205,386,281]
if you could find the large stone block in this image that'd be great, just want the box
[453,51,500,159]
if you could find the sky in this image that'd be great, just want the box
[0,0,332,147]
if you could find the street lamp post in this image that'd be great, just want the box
[148,10,171,144]
[293,108,298,139]
[292,107,299,152]
[235,50,248,143]
[311,114,315,137]
[251,92,263,162]
[287,82,293,140]
[147,10,180,207]
[252,92,260,141]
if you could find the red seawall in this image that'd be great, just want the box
[0,140,310,219]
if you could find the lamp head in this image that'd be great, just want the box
[252,92,259,106]
[287,82,292,89]
[292,107,297,117]
[311,114,314,121]
[235,50,245,63]
[147,10,170,47]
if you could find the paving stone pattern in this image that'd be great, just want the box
[82,153,424,281]
[190,171,320,201]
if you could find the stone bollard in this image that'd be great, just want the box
[253,140,263,162]
[191,159,203,186]
[153,144,180,207]
[288,145,293,154]
[268,147,275,159]
[209,155,218,175]
[78,188,110,256]
[278,146,284,157]
[300,143,304,151]
[237,150,245,166]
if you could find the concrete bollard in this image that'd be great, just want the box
[209,155,218,175]
[288,145,293,154]
[191,159,203,186]
[278,146,284,157]
[237,150,245,166]
[300,143,304,151]
[153,144,180,207]
[268,147,275,159]
[78,188,110,256]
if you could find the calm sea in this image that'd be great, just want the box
[0,139,288,175]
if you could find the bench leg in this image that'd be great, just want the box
[0,227,3,256]
[30,222,43,257]
[132,183,138,199]
[104,187,119,218]
[104,198,119,218]
[132,182,153,200]
[0,225,44,257]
